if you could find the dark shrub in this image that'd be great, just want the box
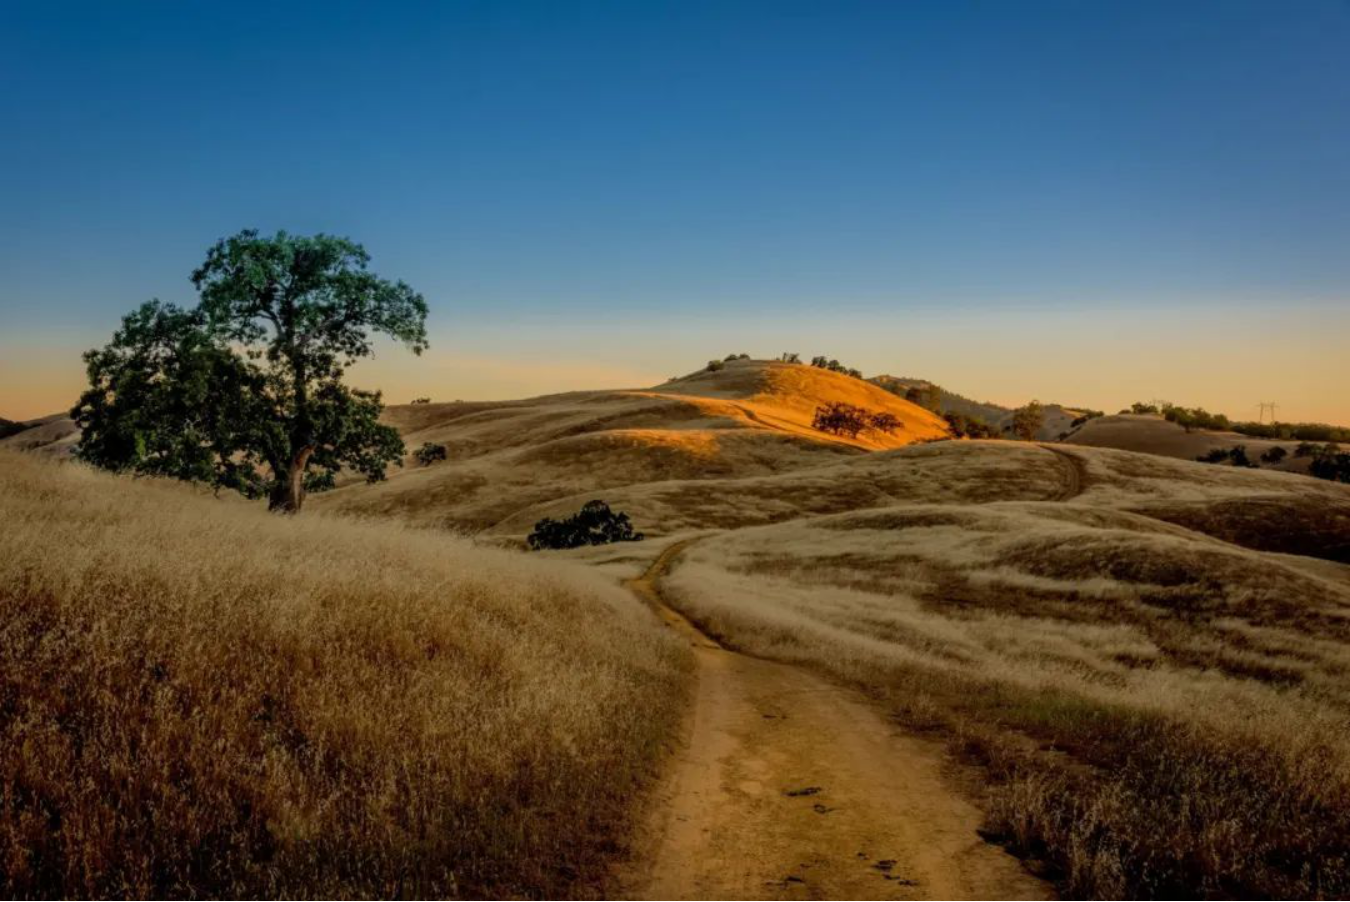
[1310,448,1350,483]
[415,442,447,466]
[1196,446,1257,468]
[1260,446,1288,465]
[528,501,645,550]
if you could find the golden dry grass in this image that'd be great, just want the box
[662,454,1350,897]
[310,359,946,531]
[1065,413,1309,474]
[669,496,1350,896]
[0,451,688,898]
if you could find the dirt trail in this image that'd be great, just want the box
[1041,444,1088,501]
[620,540,1049,900]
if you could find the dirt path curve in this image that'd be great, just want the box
[619,540,1050,900]
[1040,444,1089,501]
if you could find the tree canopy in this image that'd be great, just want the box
[73,230,428,512]
[1010,400,1045,441]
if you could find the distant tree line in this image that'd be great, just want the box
[415,442,447,466]
[808,356,864,379]
[1127,400,1350,444]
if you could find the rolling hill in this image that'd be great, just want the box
[9,356,1350,898]
[1063,412,1312,473]
[311,358,948,530]
[869,374,1094,440]
[0,412,79,457]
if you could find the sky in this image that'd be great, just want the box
[2,0,1348,423]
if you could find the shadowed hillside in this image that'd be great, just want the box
[1064,413,1312,473]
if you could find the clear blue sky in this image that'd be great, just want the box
[3,1,1349,421]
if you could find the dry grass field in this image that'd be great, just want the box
[7,358,1350,899]
[0,450,688,898]
[309,359,947,531]
[1065,413,1310,474]
[662,445,1350,897]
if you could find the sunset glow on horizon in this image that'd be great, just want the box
[4,1,1349,425]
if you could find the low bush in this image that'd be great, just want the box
[528,501,645,550]
[1260,446,1288,465]
[1196,445,1257,468]
[415,442,447,465]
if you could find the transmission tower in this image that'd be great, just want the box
[1257,401,1277,424]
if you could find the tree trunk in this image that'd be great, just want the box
[268,446,314,514]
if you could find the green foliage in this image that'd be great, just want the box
[904,384,943,413]
[0,418,27,440]
[1162,405,1231,433]
[1130,402,1160,414]
[416,442,448,466]
[705,359,726,372]
[73,230,427,512]
[411,397,431,405]
[809,356,863,379]
[723,352,751,361]
[779,352,801,363]
[944,412,996,438]
[1010,400,1045,441]
[527,501,645,550]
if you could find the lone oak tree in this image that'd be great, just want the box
[73,230,428,512]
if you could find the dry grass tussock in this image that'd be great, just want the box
[0,451,688,898]
[667,490,1350,898]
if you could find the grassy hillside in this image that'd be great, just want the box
[871,374,1010,424]
[0,451,688,898]
[0,412,79,457]
[658,444,1350,897]
[1065,413,1310,473]
[312,358,947,531]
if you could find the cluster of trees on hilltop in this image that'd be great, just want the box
[1161,405,1231,433]
[808,356,864,379]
